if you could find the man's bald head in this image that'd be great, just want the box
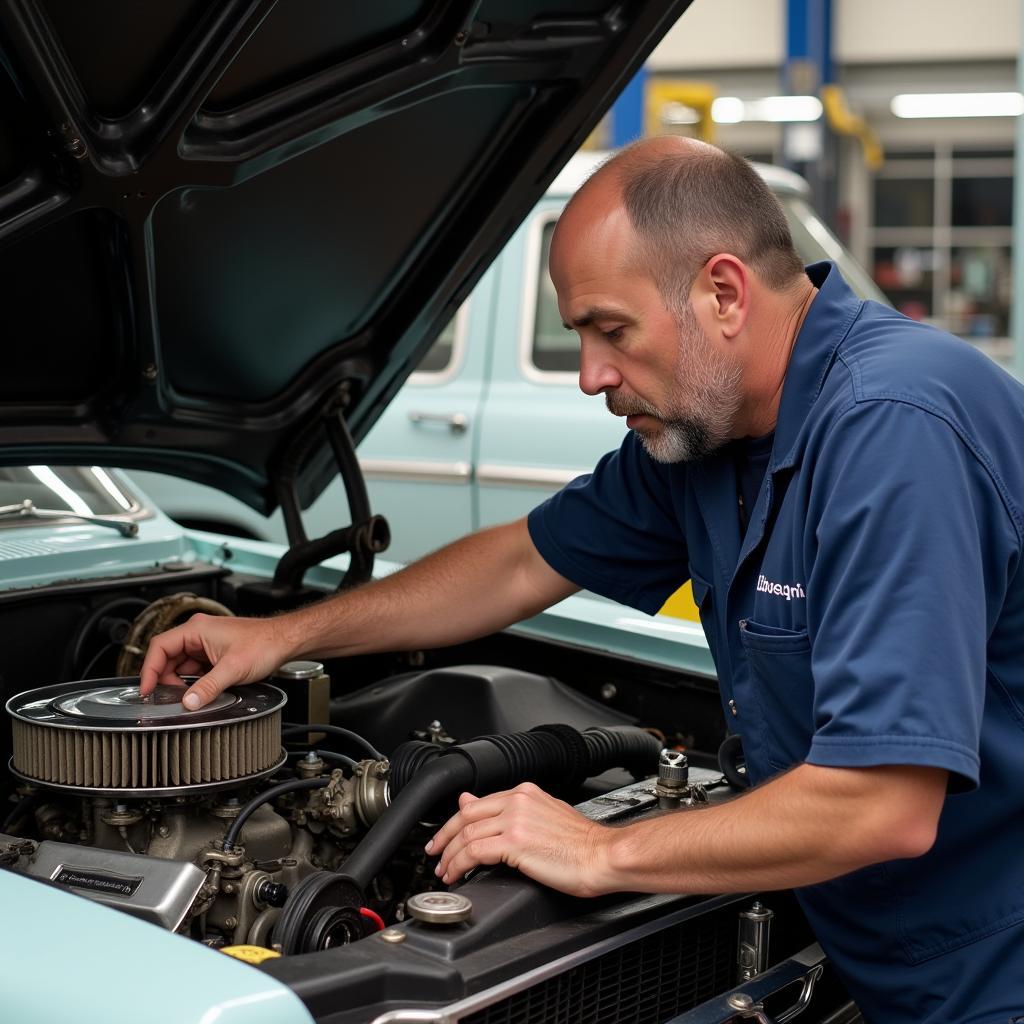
[556,137,805,315]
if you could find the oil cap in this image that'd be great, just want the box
[406,891,472,925]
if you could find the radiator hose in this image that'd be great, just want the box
[273,724,660,953]
[342,724,660,890]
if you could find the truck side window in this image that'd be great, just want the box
[415,316,457,374]
[531,220,580,373]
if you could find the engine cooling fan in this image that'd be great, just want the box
[6,679,287,797]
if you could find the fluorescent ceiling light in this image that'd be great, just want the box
[662,102,701,125]
[891,92,1024,118]
[711,95,822,124]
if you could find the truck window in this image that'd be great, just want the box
[530,219,580,373]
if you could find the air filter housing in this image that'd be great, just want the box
[7,679,286,796]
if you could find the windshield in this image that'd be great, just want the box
[0,467,141,521]
[779,194,888,304]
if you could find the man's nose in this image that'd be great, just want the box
[578,340,622,396]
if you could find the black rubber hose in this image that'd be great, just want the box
[718,733,750,790]
[281,723,384,761]
[286,749,359,771]
[222,777,330,852]
[343,724,661,890]
[583,726,664,781]
[341,753,476,890]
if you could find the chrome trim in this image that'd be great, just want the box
[665,944,826,1024]
[408,410,469,434]
[369,893,744,1024]
[358,458,472,484]
[409,303,470,386]
[476,464,589,489]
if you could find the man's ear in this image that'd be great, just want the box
[695,254,750,339]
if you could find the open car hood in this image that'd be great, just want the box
[0,0,690,513]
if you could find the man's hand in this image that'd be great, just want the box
[139,613,293,710]
[425,783,613,898]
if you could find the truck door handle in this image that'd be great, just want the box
[408,411,469,434]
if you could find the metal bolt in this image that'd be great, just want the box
[600,683,617,700]
[157,825,170,838]
[727,993,754,1011]
[429,720,442,731]
[380,928,406,944]
[454,30,467,44]
[142,364,158,381]
[224,916,237,929]
[223,882,236,894]
[68,138,86,158]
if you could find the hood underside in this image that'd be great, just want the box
[0,0,691,513]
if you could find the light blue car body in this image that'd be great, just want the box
[2,869,313,1024]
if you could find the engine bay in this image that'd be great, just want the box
[0,570,853,1022]
[0,576,724,951]
[2,667,702,955]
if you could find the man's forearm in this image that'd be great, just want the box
[596,763,947,895]
[276,517,578,662]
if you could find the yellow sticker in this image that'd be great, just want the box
[657,580,701,622]
[220,944,281,964]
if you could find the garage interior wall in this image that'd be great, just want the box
[644,0,1020,364]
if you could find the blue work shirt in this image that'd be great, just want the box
[528,263,1024,1023]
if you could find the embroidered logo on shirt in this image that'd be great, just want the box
[756,574,806,601]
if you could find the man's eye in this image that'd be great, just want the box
[602,327,624,341]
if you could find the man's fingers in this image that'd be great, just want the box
[139,623,198,695]
[441,837,507,883]
[181,661,241,711]
[427,791,508,855]
[139,638,174,695]
[434,815,505,881]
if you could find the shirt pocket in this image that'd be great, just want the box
[738,619,815,774]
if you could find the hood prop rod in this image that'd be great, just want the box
[272,406,390,597]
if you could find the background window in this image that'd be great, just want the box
[414,314,458,374]
[873,179,934,228]
[951,177,1013,227]
[869,144,1014,360]
[531,220,580,372]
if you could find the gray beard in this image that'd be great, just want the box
[603,308,743,464]
[638,416,718,463]
[605,378,739,464]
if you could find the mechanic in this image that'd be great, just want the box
[140,137,1024,1023]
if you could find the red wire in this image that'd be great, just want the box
[359,907,386,932]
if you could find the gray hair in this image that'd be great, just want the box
[611,142,806,312]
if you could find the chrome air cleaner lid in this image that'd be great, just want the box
[7,678,287,796]
[8,679,283,731]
